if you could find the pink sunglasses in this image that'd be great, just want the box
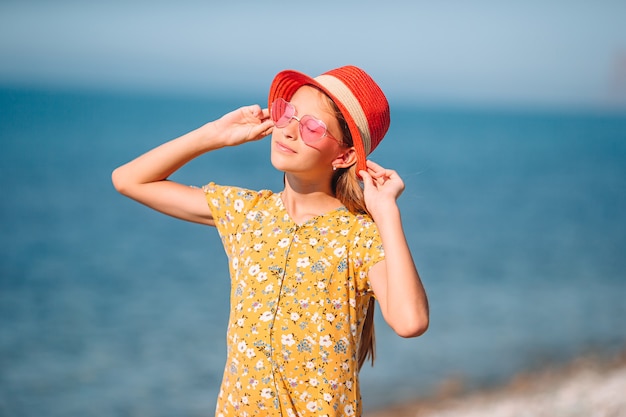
[270,98,339,145]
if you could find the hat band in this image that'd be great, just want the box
[315,74,372,155]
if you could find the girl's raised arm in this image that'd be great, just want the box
[361,160,430,338]
[111,105,273,226]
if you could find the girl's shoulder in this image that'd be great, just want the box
[202,182,275,200]
[329,208,378,235]
[202,182,279,212]
[343,210,377,228]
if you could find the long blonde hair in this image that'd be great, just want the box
[325,94,377,370]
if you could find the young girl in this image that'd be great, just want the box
[112,65,429,417]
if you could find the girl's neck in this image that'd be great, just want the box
[281,175,342,225]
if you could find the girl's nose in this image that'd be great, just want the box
[282,117,299,141]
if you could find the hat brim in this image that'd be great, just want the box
[268,70,368,175]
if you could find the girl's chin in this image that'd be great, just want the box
[270,153,298,171]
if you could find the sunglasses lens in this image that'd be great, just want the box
[299,116,326,144]
[270,98,294,128]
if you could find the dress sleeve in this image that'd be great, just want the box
[351,214,385,295]
[202,182,262,241]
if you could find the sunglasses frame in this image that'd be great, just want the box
[270,98,340,145]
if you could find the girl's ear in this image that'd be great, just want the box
[332,147,357,169]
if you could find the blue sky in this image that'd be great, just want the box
[1,1,625,110]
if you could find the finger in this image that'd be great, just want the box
[359,170,373,187]
[366,160,385,171]
[367,167,387,181]
[366,161,388,180]
[249,120,274,139]
[245,104,261,117]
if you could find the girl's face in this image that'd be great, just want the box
[270,86,348,178]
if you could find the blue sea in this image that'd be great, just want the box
[1,87,625,416]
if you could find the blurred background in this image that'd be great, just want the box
[1,1,625,416]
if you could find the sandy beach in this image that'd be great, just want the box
[365,350,626,417]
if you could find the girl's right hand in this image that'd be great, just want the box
[212,105,274,147]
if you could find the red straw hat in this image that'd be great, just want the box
[268,65,390,174]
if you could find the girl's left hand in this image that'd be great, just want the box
[360,160,405,215]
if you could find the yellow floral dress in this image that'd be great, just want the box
[203,183,385,417]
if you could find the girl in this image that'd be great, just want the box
[112,65,429,417]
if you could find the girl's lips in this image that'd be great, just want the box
[275,141,296,153]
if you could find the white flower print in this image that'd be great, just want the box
[334,245,346,258]
[234,199,244,213]
[281,333,296,346]
[308,238,318,246]
[323,393,333,402]
[317,280,326,290]
[260,388,273,399]
[256,272,268,282]
[245,348,256,359]
[319,335,332,348]
[259,311,274,322]
[236,318,245,327]
[296,257,310,268]
[248,264,260,276]
[237,341,247,353]
[306,401,318,412]
[344,404,355,416]
[278,237,290,248]
[326,313,335,322]
[309,378,319,387]
[253,242,263,251]
[311,312,320,323]
[290,312,300,321]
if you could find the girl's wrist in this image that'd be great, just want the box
[195,121,230,151]
[369,200,400,224]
